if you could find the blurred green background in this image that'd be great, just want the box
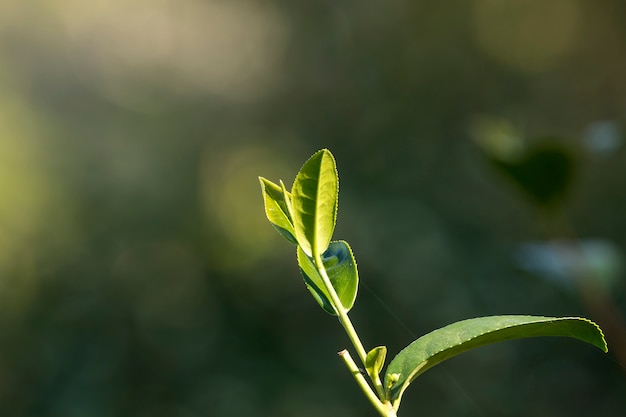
[1,1,625,416]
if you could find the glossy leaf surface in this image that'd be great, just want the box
[291,149,338,257]
[259,177,297,244]
[385,315,607,405]
[297,240,358,315]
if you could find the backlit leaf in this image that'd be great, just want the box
[291,149,338,258]
[259,177,297,244]
[297,240,358,315]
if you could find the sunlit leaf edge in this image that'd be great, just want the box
[291,149,338,258]
[259,177,297,244]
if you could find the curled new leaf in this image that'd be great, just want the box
[259,177,297,244]
[297,240,358,315]
[385,316,607,407]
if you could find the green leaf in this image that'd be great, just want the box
[366,346,387,380]
[385,316,607,406]
[259,177,297,244]
[297,240,358,315]
[291,149,338,258]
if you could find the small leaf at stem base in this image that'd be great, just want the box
[366,346,387,380]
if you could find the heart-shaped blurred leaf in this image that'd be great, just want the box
[259,177,297,244]
[489,143,576,207]
[385,316,607,406]
[297,240,358,315]
[291,149,338,258]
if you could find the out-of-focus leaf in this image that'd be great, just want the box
[489,143,576,206]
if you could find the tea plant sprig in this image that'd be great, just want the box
[259,149,608,417]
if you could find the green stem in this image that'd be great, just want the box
[313,253,387,400]
[315,253,367,361]
[339,350,397,417]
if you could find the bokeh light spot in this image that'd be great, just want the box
[0,99,75,316]
[471,0,581,73]
[200,140,301,271]
[60,0,289,102]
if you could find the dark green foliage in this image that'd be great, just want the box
[488,143,576,207]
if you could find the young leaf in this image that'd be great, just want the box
[297,240,358,315]
[291,149,338,258]
[280,180,294,223]
[385,316,607,406]
[366,346,387,380]
[259,177,297,244]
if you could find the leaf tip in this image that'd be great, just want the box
[259,176,273,190]
[579,317,609,353]
[561,316,608,353]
